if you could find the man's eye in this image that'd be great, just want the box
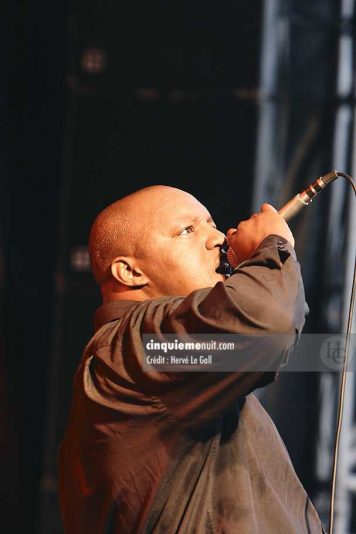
[179,225,194,235]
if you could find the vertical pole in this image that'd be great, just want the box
[252,0,282,210]
[315,0,356,532]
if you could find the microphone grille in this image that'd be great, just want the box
[227,247,239,269]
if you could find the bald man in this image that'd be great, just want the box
[58,186,324,533]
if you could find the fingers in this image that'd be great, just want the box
[226,201,295,263]
[260,203,277,213]
[226,228,237,240]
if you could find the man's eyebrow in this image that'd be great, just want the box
[171,213,207,222]
[168,212,214,227]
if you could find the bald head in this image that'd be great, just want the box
[88,185,185,284]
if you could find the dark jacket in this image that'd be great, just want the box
[58,235,324,533]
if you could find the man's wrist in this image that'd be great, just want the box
[255,234,296,263]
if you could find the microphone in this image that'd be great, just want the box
[276,170,338,220]
[224,170,340,270]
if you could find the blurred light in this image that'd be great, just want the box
[81,48,107,74]
[134,88,159,100]
[70,246,91,272]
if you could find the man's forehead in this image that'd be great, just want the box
[155,200,211,224]
[126,187,212,229]
[168,211,213,224]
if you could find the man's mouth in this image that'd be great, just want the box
[215,246,233,276]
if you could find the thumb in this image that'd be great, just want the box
[260,203,277,213]
[226,228,237,246]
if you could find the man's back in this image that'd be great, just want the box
[59,293,322,533]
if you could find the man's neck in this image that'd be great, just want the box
[102,289,146,303]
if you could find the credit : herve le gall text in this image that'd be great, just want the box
[146,354,213,366]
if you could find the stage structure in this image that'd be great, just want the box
[253,0,356,532]
[321,1,356,531]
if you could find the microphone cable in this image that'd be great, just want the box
[327,171,355,534]
[220,170,356,532]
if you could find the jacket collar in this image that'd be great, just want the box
[94,300,138,332]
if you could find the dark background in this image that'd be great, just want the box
[1,1,351,532]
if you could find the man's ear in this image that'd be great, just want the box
[111,257,149,287]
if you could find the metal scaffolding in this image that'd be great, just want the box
[316,0,356,532]
[252,0,289,211]
[254,0,356,532]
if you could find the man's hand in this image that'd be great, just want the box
[226,203,295,264]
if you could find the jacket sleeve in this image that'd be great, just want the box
[94,235,307,429]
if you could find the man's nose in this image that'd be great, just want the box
[206,227,226,249]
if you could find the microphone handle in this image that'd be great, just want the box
[226,170,339,269]
[278,170,338,220]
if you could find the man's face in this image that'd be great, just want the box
[136,188,226,298]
